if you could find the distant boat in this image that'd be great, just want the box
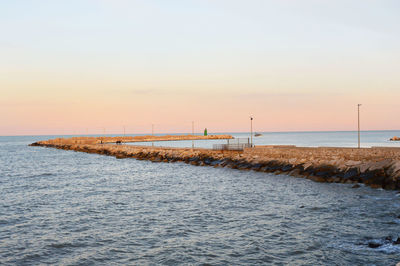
[254,133,262,137]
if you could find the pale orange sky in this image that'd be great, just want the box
[1,1,399,135]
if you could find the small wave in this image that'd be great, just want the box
[47,242,87,249]
[329,237,400,255]
[367,242,400,254]
[24,173,54,179]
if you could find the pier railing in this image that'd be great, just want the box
[213,138,251,151]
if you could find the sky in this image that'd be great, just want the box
[1,0,399,135]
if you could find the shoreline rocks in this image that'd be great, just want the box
[29,142,400,190]
[390,136,400,141]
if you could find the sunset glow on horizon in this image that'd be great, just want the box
[1,0,400,136]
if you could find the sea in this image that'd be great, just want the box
[1,131,400,265]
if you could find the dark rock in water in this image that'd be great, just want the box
[190,160,200,166]
[210,160,222,167]
[359,171,374,183]
[304,166,315,175]
[266,161,282,171]
[385,236,392,241]
[352,184,361,189]
[344,168,359,180]
[115,154,128,159]
[281,164,293,172]
[260,165,271,172]
[188,156,199,162]
[251,163,264,171]
[368,242,382,248]
[288,168,302,177]
[237,163,252,170]
[308,175,327,183]
[203,158,213,165]
[394,237,400,245]
[29,142,40,146]
[218,159,227,167]
[314,165,337,178]
[384,178,397,190]
[315,171,330,178]
[299,205,305,208]
[360,170,385,188]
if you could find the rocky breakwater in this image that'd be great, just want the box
[36,134,233,145]
[29,142,400,190]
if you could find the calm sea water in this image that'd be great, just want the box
[1,132,400,265]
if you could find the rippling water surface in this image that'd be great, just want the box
[1,134,400,265]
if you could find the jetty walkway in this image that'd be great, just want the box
[36,134,233,145]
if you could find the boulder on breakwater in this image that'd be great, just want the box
[29,142,400,190]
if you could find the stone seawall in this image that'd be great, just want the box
[30,142,400,190]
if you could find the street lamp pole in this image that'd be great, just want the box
[250,116,253,147]
[152,124,154,147]
[192,121,194,149]
[358,104,362,149]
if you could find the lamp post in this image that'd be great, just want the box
[152,124,154,147]
[192,121,194,149]
[358,104,362,149]
[250,116,253,147]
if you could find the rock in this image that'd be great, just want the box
[368,242,382,248]
[268,161,283,171]
[387,161,400,176]
[281,164,294,172]
[394,237,400,245]
[237,163,252,170]
[303,162,313,171]
[288,169,302,177]
[188,156,199,162]
[218,158,229,167]
[352,184,361,188]
[210,160,222,167]
[384,179,397,190]
[360,170,385,187]
[390,136,400,141]
[309,175,326,183]
[345,160,362,167]
[344,168,359,180]
[368,159,392,172]
[314,165,337,178]
[251,163,264,171]
[203,158,213,165]
[359,163,372,173]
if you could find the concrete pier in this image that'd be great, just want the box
[30,140,400,190]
